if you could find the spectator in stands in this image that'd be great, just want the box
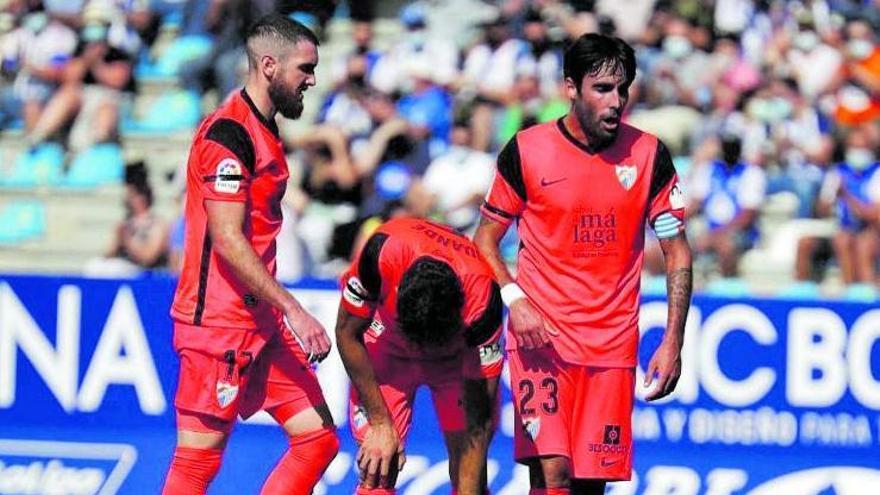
[369,2,458,94]
[0,7,77,132]
[329,17,379,88]
[520,7,562,99]
[831,18,880,126]
[415,116,495,233]
[354,87,432,218]
[461,11,530,151]
[25,9,134,152]
[179,0,272,99]
[316,49,373,136]
[288,125,363,268]
[796,125,880,286]
[689,133,767,278]
[85,163,169,276]
[786,15,843,100]
[396,55,453,152]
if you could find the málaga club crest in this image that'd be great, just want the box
[615,165,637,190]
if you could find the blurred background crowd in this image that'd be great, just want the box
[1,0,879,301]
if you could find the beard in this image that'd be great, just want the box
[573,100,619,151]
[268,77,304,120]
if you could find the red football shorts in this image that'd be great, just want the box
[348,339,472,446]
[508,347,634,481]
[173,321,326,432]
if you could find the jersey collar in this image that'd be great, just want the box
[240,88,280,138]
[556,117,602,155]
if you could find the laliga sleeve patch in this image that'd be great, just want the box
[669,182,686,210]
[214,158,244,194]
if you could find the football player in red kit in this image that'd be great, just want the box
[475,33,693,495]
[337,218,504,495]
[164,15,337,495]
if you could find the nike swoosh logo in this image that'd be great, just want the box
[540,177,567,187]
[600,458,619,468]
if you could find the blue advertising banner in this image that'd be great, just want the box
[0,274,878,494]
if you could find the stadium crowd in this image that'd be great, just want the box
[1,0,879,299]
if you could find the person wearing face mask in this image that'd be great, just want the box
[369,3,458,96]
[0,7,76,132]
[833,19,880,126]
[688,133,767,278]
[796,125,880,288]
[787,17,843,99]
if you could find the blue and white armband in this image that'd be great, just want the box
[653,212,684,239]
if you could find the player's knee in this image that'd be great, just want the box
[291,426,339,468]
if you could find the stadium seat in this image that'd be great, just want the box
[704,277,751,298]
[641,275,668,295]
[777,281,822,300]
[0,200,46,244]
[153,35,213,78]
[0,143,64,188]
[843,283,878,302]
[124,90,201,134]
[62,143,124,188]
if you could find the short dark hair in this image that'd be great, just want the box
[246,14,319,67]
[396,257,464,349]
[563,33,636,90]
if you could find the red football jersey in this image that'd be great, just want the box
[481,120,686,367]
[171,89,289,329]
[339,218,503,378]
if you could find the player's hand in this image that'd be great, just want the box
[508,298,557,350]
[357,423,404,488]
[644,338,682,401]
[284,310,332,363]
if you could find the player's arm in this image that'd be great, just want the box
[205,199,330,361]
[457,280,503,495]
[458,375,499,495]
[336,232,403,486]
[645,140,693,401]
[474,137,555,349]
[334,305,402,485]
[644,233,692,401]
[199,119,330,361]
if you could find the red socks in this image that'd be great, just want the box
[161,447,223,495]
[260,427,340,495]
[529,489,571,495]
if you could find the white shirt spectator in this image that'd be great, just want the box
[2,19,77,101]
[422,145,494,230]
[370,35,458,93]
[462,38,530,95]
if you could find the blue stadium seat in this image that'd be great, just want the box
[62,143,124,188]
[135,35,213,81]
[843,283,878,303]
[157,35,213,77]
[0,143,64,188]
[704,277,751,298]
[124,90,201,134]
[0,200,46,244]
[777,281,822,300]
[641,275,668,295]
